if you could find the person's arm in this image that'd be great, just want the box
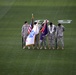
[54,26,56,32]
[63,27,65,31]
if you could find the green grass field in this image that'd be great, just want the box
[0,0,76,75]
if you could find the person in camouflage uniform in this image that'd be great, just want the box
[56,23,65,49]
[21,21,30,49]
[48,22,56,49]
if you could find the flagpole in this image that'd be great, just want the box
[31,13,34,28]
[32,14,34,49]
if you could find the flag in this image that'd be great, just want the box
[28,14,34,34]
[26,29,35,46]
[28,24,32,34]
[40,20,48,40]
[26,22,40,46]
[40,20,48,35]
[40,24,46,33]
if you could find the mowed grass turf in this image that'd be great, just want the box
[0,0,76,75]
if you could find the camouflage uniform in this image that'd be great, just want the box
[21,22,30,48]
[48,24,56,49]
[56,24,65,49]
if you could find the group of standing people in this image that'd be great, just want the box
[21,20,65,50]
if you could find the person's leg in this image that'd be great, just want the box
[57,36,60,49]
[43,36,47,49]
[48,34,51,49]
[39,40,43,49]
[51,35,55,49]
[35,34,39,49]
[22,37,24,48]
[22,36,26,49]
[60,36,64,49]
[50,35,52,49]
